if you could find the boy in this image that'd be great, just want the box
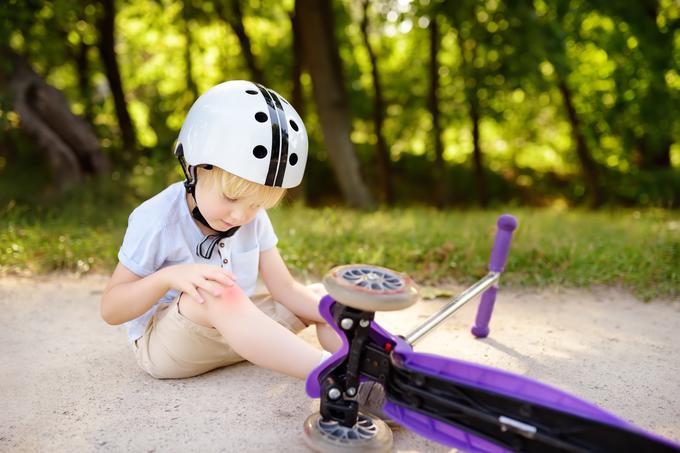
[101,80,341,380]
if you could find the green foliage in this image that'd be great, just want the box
[0,0,678,206]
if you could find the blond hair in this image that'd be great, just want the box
[197,166,286,209]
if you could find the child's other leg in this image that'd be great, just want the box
[181,285,322,380]
[315,323,343,352]
[306,283,343,353]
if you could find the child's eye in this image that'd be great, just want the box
[223,195,238,202]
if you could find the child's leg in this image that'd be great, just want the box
[314,322,343,352]
[306,283,343,353]
[181,285,323,380]
[135,299,244,379]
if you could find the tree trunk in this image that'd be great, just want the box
[455,33,487,207]
[635,25,674,169]
[216,0,265,84]
[557,77,604,207]
[637,70,674,169]
[290,10,305,118]
[428,15,447,208]
[469,92,487,207]
[637,138,671,169]
[5,54,109,192]
[295,0,375,209]
[287,9,306,203]
[182,0,198,101]
[632,29,673,170]
[97,0,136,152]
[76,40,94,125]
[359,0,392,204]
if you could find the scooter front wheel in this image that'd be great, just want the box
[302,411,393,453]
[322,264,419,311]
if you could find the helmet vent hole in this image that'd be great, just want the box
[289,153,298,166]
[289,119,299,131]
[246,90,258,95]
[253,145,268,159]
[255,112,268,123]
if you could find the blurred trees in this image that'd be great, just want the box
[297,0,375,208]
[0,0,678,207]
[98,0,137,153]
[3,52,109,190]
[0,1,109,190]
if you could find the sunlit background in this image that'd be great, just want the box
[0,0,678,299]
[1,0,678,208]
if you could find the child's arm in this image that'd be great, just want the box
[100,262,236,325]
[259,247,326,323]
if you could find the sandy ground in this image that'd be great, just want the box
[1,274,679,452]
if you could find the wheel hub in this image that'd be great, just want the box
[340,268,404,292]
[317,414,379,442]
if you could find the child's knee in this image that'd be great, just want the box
[307,283,327,299]
[216,284,249,300]
[202,284,255,316]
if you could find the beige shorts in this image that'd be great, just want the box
[133,293,308,379]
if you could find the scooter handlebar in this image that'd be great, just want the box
[489,214,518,273]
[471,214,518,338]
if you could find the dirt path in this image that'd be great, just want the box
[1,275,678,452]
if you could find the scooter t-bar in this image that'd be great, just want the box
[405,214,518,346]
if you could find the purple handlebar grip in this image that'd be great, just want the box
[471,214,518,338]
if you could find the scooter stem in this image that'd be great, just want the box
[405,271,500,346]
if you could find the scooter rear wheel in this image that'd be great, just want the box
[322,264,419,311]
[302,411,393,453]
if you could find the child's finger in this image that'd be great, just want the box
[204,270,234,285]
[188,286,204,303]
[209,272,235,287]
[198,279,222,297]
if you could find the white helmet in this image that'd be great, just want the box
[175,80,308,189]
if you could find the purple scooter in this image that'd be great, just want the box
[303,215,680,452]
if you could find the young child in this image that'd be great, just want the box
[101,80,341,380]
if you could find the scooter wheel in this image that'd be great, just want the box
[302,412,393,453]
[323,264,419,311]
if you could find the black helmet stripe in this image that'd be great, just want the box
[255,84,281,186]
[268,89,289,187]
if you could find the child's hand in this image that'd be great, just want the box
[161,264,236,303]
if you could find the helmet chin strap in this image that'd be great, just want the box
[195,223,240,260]
[176,149,241,258]
[190,182,241,259]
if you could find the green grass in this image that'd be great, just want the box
[1,188,678,300]
[268,206,679,301]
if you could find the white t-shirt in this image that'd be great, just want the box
[118,181,278,343]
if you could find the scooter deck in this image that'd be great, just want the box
[306,297,680,453]
[384,338,679,452]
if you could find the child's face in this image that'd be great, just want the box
[195,178,262,230]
